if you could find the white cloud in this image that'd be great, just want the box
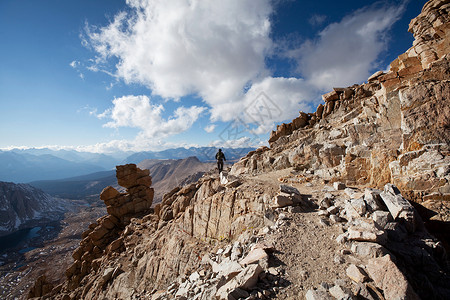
[100,95,206,140]
[207,136,264,149]
[237,76,315,134]
[70,60,79,68]
[204,124,216,133]
[87,0,273,105]
[79,0,407,153]
[290,2,406,90]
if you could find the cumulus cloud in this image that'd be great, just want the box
[239,76,315,132]
[80,0,406,152]
[99,95,206,140]
[290,2,406,90]
[87,0,273,105]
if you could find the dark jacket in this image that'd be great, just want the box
[215,151,226,162]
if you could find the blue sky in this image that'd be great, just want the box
[0,0,425,153]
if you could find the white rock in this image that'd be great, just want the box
[333,182,346,190]
[364,188,383,212]
[329,285,353,300]
[351,242,389,258]
[216,260,243,280]
[350,198,366,216]
[240,248,268,266]
[215,264,263,299]
[271,194,294,208]
[189,271,200,283]
[372,210,391,228]
[327,206,339,214]
[318,210,330,217]
[380,184,417,232]
[347,227,387,244]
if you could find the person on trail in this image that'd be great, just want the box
[215,149,226,174]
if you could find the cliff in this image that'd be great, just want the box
[28,1,450,299]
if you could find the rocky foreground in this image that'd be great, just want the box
[28,1,449,299]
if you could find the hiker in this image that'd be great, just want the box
[215,149,226,173]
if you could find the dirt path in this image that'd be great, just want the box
[242,169,357,299]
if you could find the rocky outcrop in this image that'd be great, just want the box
[59,164,155,292]
[231,0,450,244]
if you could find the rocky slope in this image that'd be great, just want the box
[137,156,215,203]
[0,182,72,237]
[28,1,449,299]
[232,0,450,246]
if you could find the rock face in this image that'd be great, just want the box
[231,0,450,243]
[54,164,155,294]
[0,182,69,236]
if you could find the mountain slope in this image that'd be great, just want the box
[0,182,72,237]
[0,152,106,183]
[138,156,215,202]
[30,157,214,202]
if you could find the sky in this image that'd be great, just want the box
[0,0,426,153]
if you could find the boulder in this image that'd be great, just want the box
[372,211,392,229]
[363,188,384,212]
[350,242,389,258]
[239,248,268,267]
[215,259,243,280]
[216,264,263,299]
[100,186,121,201]
[347,227,387,244]
[280,184,300,195]
[366,255,420,300]
[333,182,346,190]
[380,184,417,232]
[306,289,334,300]
[271,194,294,208]
[322,90,339,102]
[329,285,354,300]
[346,264,368,283]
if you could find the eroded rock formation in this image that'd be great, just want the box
[232,0,450,237]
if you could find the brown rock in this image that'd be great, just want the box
[346,264,368,283]
[100,186,120,201]
[316,104,324,119]
[322,90,339,102]
[239,248,268,266]
[366,255,419,300]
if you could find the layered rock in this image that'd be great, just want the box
[231,0,450,241]
[55,164,154,293]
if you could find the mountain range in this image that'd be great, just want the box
[125,147,255,163]
[0,147,253,183]
[30,156,215,202]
